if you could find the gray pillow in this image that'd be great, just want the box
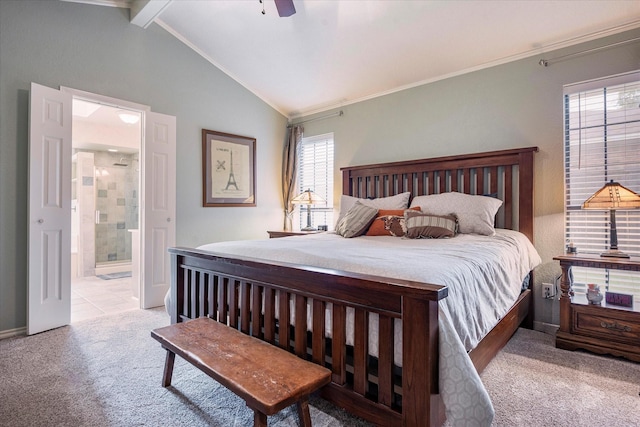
[335,201,379,238]
[336,192,411,226]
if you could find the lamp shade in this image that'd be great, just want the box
[291,189,324,231]
[581,180,640,258]
[291,189,325,205]
[582,180,640,210]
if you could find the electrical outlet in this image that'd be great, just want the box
[542,283,555,299]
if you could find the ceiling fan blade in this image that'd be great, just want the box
[274,0,296,17]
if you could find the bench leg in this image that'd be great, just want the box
[162,350,176,387]
[253,410,267,427]
[296,396,312,427]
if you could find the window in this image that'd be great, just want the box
[298,133,334,229]
[564,70,640,299]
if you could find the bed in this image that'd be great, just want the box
[167,146,539,426]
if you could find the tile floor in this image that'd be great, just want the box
[71,274,139,323]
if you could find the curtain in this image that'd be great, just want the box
[282,125,303,230]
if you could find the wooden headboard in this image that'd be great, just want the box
[341,146,538,241]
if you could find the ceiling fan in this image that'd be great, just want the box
[260,0,296,17]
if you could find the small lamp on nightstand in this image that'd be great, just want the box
[582,180,640,258]
[291,189,325,231]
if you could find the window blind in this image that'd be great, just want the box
[298,133,334,229]
[564,70,640,299]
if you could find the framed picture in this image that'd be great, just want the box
[202,129,256,207]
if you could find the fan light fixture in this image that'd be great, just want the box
[582,180,640,258]
[117,110,140,124]
[291,189,324,231]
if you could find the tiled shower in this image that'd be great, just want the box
[72,150,139,277]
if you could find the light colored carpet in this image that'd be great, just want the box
[0,308,638,426]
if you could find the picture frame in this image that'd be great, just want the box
[202,129,256,207]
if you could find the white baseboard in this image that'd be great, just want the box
[533,321,559,336]
[0,326,26,340]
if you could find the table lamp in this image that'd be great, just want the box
[582,180,640,258]
[291,189,325,231]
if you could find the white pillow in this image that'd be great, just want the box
[336,192,411,226]
[409,192,502,236]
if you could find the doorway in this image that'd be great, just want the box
[70,99,141,322]
[28,82,176,335]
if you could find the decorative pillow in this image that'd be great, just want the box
[366,207,421,237]
[335,201,379,238]
[336,192,411,226]
[404,210,458,239]
[409,192,502,236]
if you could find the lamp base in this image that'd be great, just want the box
[600,249,631,259]
[300,226,317,232]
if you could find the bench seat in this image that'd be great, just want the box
[151,317,332,426]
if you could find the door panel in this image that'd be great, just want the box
[28,83,72,334]
[142,112,176,308]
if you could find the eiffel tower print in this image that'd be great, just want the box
[225,149,239,191]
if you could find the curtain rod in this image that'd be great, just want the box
[288,110,343,127]
[539,36,640,67]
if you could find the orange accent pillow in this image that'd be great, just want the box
[365,207,421,237]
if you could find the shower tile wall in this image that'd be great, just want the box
[93,151,139,264]
[75,151,96,277]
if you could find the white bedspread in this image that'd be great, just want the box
[196,229,541,426]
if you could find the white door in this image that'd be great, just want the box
[28,83,72,335]
[141,112,176,308]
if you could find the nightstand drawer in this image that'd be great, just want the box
[573,306,640,342]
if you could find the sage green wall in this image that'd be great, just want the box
[300,29,640,328]
[0,1,287,332]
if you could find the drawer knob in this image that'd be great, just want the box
[600,321,631,332]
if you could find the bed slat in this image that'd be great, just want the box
[264,288,276,343]
[208,274,216,320]
[353,308,368,396]
[295,295,307,358]
[278,290,291,351]
[218,277,228,326]
[332,303,347,385]
[505,166,513,230]
[240,281,250,334]
[378,314,394,407]
[229,280,238,329]
[312,299,325,365]
[251,284,262,338]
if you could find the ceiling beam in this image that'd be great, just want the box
[130,0,173,29]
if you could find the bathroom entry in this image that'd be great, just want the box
[28,82,176,334]
[71,99,142,320]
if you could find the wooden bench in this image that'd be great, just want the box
[151,317,331,427]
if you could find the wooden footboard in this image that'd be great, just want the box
[169,247,448,426]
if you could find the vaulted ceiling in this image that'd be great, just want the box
[77,0,640,118]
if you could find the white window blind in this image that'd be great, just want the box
[298,133,334,229]
[564,70,640,299]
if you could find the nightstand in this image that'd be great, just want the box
[267,230,323,238]
[554,254,640,362]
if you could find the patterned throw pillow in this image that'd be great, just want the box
[404,210,458,239]
[335,201,379,238]
[366,207,421,237]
